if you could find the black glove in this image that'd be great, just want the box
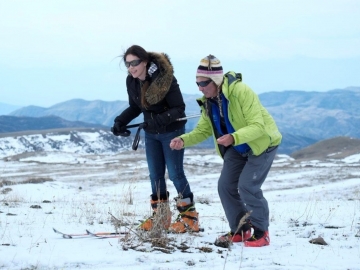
[111,122,131,137]
[113,115,123,123]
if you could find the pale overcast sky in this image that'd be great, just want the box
[1,0,359,107]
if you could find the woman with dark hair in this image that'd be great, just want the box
[112,45,199,233]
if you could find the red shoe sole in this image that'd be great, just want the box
[218,230,252,243]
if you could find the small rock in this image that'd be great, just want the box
[309,236,328,245]
[1,188,12,194]
[214,238,231,248]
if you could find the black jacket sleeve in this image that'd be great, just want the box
[113,77,142,125]
[155,76,186,126]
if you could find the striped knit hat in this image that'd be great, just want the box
[196,54,223,86]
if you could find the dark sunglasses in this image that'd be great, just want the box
[124,59,142,68]
[196,79,213,87]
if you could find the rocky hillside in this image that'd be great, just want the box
[0,128,212,158]
[290,136,360,160]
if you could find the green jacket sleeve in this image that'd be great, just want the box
[179,111,213,147]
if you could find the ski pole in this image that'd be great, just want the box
[110,123,140,133]
[176,113,202,121]
[112,114,202,150]
[131,114,201,151]
[112,113,202,131]
[128,113,201,127]
[124,123,142,129]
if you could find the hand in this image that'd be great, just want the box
[170,137,184,150]
[217,134,234,147]
[112,121,126,134]
[111,122,130,137]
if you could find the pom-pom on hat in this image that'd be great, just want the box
[196,54,223,86]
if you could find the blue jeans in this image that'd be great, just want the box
[145,127,192,198]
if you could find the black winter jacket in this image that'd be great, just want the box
[115,52,187,134]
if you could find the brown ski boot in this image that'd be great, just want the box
[169,195,199,233]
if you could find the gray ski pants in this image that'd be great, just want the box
[218,145,278,232]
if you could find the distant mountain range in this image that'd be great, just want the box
[0,115,105,134]
[0,102,21,115]
[259,86,360,140]
[1,87,359,155]
[4,94,203,127]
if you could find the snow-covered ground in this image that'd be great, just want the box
[1,149,359,270]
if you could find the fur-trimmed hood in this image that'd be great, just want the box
[144,52,174,105]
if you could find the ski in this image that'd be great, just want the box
[85,229,127,238]
[53,228,90,239]
[53,228,127,239]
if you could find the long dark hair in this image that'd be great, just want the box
[122,45,149,64]
[121,45,151,108]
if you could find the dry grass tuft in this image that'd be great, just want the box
[147,202,171,240]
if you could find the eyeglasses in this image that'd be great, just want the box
[196,79,213,87]
[124,59,142,68]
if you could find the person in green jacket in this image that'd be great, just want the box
[170,55,282,247]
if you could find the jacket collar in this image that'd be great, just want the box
[143,52,174,105]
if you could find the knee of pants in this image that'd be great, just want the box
[238,183,253,198]
[218,182,239,198]
[238,181,247,192]
[239,185,264,200]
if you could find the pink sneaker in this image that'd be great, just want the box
[244,231,270,247]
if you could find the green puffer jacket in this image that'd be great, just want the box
[180,71,282,157]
